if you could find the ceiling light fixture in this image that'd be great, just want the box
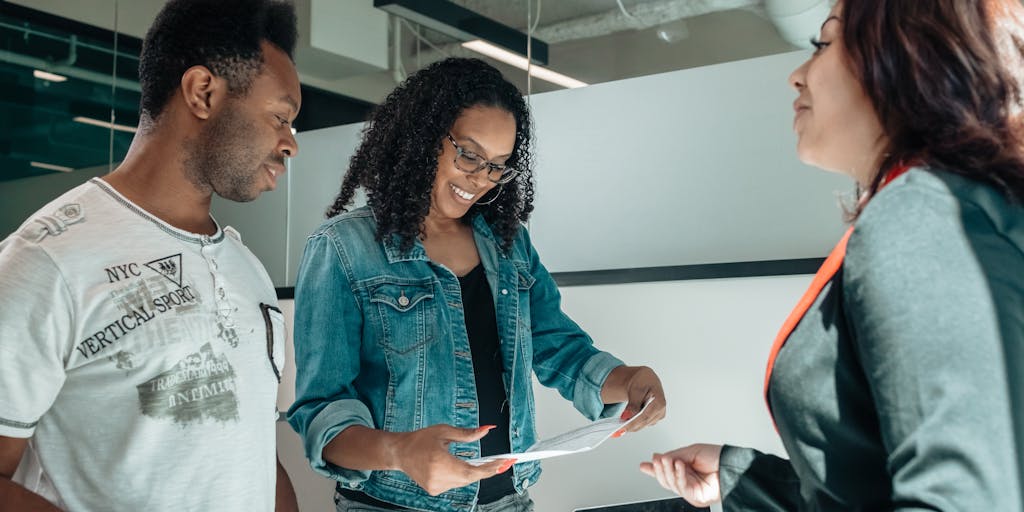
[72,116,137,133]
[461,40,587,89]
[30,161,74,172]
[375,0,549,64]
[33,69,68,82]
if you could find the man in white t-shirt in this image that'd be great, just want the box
[0,1,302,510]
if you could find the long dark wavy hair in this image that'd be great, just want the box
[840,0,1024,215]
[326,58,535,252]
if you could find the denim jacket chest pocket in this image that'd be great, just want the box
[368,279,438,355]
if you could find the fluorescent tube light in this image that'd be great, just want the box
[72,116,138,133]
[462,40,588,89]
[34,70,68,82]
[30,161,74,172]
[375,0,549,64]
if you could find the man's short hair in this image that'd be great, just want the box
[138,0,298,122]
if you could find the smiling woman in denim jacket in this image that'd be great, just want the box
[287,58,667,512]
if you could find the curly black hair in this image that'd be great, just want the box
[326,57,535,253]
[138,0,298,122]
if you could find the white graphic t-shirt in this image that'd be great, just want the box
[0,178,285,511]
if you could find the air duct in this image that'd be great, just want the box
[764,0,831,49]
[535,0,759,44]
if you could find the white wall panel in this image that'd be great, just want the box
[527,51,848,272]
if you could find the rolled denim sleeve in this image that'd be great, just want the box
[573,351,627,420]
[520,228,626,421]
[287,231,373,484]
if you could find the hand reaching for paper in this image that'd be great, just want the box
[640,443,723,508]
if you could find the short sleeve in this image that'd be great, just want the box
[0,235,73,437]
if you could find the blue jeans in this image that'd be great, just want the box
[334,490,534,512]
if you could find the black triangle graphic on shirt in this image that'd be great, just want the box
[145,253,183,288]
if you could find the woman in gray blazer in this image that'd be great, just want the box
[642,1,1024,510]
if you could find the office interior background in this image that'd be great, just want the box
[1,0,861,510]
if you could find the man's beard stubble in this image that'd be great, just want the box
[184,103,274,202]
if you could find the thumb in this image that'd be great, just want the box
[442,424,496,442]
[621,394,649,420]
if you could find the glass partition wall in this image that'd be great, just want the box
[0,1,135,237]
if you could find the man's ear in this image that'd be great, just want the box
[179,65,227,121]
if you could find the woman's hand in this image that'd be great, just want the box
[602,365,667,433]
[393,424,513,496]
[640,443,723,507]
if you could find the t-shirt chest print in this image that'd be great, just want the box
[81,252,244,425]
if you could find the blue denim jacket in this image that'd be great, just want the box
[287,207,625,511]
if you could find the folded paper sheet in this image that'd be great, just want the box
[467,399,652,466]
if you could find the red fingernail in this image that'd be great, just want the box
[497,459,516,473]
[612,429,626,438]
[620,410,635,420]
[478,425,496,432]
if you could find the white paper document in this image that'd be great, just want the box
[467,399,652,466]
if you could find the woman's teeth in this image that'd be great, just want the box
[451,183,475,200]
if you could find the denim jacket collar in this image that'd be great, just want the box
[381,234,427,263]
[379,211,501,264]
[373,203,427,263]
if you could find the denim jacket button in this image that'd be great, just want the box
[500,289,508,295]
[398,294,410,307]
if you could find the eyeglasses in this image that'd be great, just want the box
[446,134,519,185]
